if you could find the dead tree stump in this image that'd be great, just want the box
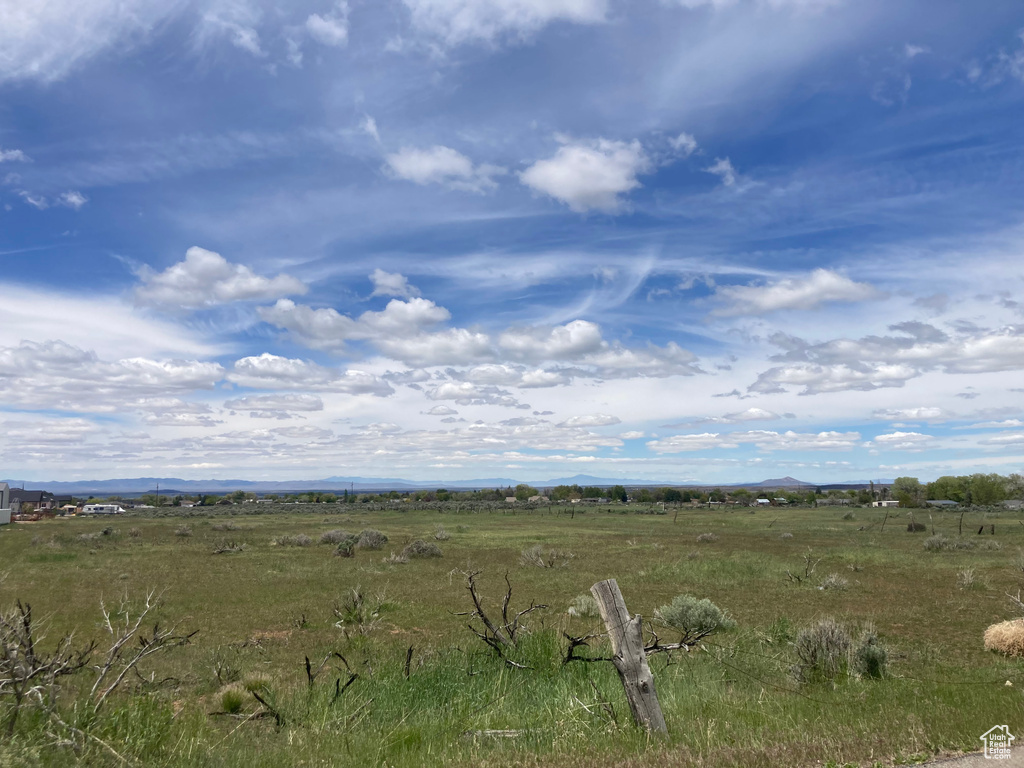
[590,579,667,734]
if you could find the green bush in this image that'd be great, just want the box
[357,529,388,549]
[792,617,851,684]
[654,594,735,644]
[853,630,888,679]
[402,540,442,558]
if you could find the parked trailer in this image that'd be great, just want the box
[0,483,11,525]
[82,504,125,515]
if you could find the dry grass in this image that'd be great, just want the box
[984,619,1024,657]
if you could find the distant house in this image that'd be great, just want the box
[871,500,899,507]
[755,498,771,505]
[528,495,549,503]
[10,489,56,512]
[1003,500,1023,510]
[505,496,517,503]
[0,483,11,526]
[925,499,958,508]
[82,504,125,515]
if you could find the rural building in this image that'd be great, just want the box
[0,483,10,526]
[9,489,56,512]
[871,500,899,507]
[925,499,958,508]
[82,504,126,515]
[755,498,771,505]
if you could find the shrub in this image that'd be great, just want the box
[433,525,451,541]
[402,539,442,558]
[211,522,239,532]
[924,535,977,552]
[780,532,793,540]
[655,595,736,644]
[357,529,388,550]
[792,617,851,684]
[841,512,855,521]
[985,619,1024,657]
[220,685,245,714]
[320,529,353,545]
[979,540,1002,551]
[520,544,574,568]
[382,551,409,565]
[696,533,718,543]
[175,525,192,538]
[957,568,977,589]
[819,573,849,591]
[272,534,313,547]
[853,629,888,679]
[241,672,272,694]
[567,593,600,618]
[334,539,355,558]
[128,527,142,538]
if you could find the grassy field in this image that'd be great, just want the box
[1,502,1022,767]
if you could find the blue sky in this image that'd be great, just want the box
[1,0,1023,484]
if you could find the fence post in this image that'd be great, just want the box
[590,579,667,733]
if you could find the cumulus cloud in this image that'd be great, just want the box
[558,413,621,427]
[704,157,737,187]
[873,407,948,422]
[713,269,881,316]
[647,429,860,454]
[57,191,88,209]
[425,405,459,416]
[865,431,935,451]
[370,269,420,298]
[136,397,222,427]
[136,247,307,309]
[669,407,782,427]
[306,1,349,46]
[385,145,505,193]
[401,0,608,46]
[228,353,394,395]
[0,148,29,162]
[520,138,651,213]
[0,0,182,83]
[426,381,524,408]
[0,340,224,413]
[751,323,1024,395]
[224,393,324,412]
[669,132,698,157]
[262,296,700,376]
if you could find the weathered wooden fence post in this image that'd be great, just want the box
[590,579,667,734]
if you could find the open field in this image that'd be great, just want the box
[2,503,1022,767]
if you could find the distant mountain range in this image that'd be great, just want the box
[2,473,893,496]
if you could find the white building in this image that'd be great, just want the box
[871,500,900,507]
[82,504,126,515]
[0,482,10,525]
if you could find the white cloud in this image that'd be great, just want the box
[704,157,737,186]
[425,405,459,415]
[57,191,88,210]
[401,0,607,46]
[499,320,604,359]
[385,145,505,193]
[959,419,1024,430]
[228,353,394,395]
[0,0,182,83]
[751,323,1024,395]
[195,0,264,57]
[667,0,839,9]
[620,430,645,439]
[873,407,947,421]
[361,115,381,143]
[306,2,349,46]
[370,268,420,298]
[904,43,928,59]
[867,431,935,451]
[0,340,224,413]
[19,191,48,209]
[713,269,881,316]
[135,247,307,309]
[426,381,523,407]
[0,148,29,162]
[520,138,651,213]
[669,132,698,157]
[224,393,324,412]
[558,413,621,427]
[647,429,860,453]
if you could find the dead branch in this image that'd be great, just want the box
[562,632,611,664]
[89,590,196,715]
[457,571,546,666]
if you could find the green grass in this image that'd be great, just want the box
[1,503,1022,766]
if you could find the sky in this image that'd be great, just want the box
[1,0,1023,485]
